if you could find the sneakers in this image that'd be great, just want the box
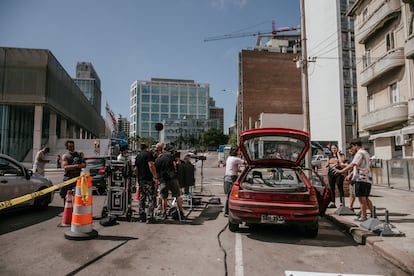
[159,212,167,220]
[354,216,367,222]
[328,202,337,208]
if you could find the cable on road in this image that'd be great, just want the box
[217,221,229,276]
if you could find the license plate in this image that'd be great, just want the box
[261,215,285,224]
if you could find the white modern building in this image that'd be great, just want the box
[305,0,358,153]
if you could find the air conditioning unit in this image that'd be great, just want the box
[395,134,411,146]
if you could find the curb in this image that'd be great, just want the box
[326,213,414,275]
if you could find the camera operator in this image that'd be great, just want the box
[60,140,86,205]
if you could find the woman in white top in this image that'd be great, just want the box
[223,146,245,216]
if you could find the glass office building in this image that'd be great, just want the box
[130,78,209,141]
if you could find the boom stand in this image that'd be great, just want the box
[200,159,204,193]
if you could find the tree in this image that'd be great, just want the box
[202,128,228,150]
[227,133,238,146]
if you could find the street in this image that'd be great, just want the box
[0,152,409,276]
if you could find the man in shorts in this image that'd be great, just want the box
[335,139,373,222]
[154,143,183,219]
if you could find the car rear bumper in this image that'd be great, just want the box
[229,200,319,225]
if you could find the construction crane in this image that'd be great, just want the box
[204,20,300,47]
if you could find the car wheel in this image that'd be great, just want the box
[303,222,319,238]
[228,221,240,232]
[34,192,51,210]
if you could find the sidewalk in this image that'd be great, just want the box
[325,185,414,275]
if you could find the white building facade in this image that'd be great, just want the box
[305,0,358,153]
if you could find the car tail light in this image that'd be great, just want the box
[309,187,318,203]
[98,168,106,174]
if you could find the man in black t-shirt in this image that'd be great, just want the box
[154,143,183,219]
[135,143,159,223]
[60,140,85,204]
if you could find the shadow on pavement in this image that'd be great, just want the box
[0,206,63,235]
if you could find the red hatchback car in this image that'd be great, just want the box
[228,128,330,237]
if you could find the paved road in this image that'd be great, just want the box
[0,151,408,275]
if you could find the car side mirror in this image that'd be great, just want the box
[26,169,33,180]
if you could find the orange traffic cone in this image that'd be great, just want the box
[65,174,98,240]
[60,190,73,227]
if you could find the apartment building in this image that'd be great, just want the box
[348,0,414,159]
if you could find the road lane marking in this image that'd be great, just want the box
[235,232,244,276]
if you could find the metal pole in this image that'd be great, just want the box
[406,159,411,191]
[300,0,312,168]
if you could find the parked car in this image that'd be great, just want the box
[85,156,110,195]
[228,128,331,237]
[311,154,327,169]
[0,154,54,211]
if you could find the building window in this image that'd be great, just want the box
[386,31,395,51]
[368,95,374,112]
[390,82,399,103]
[362,49,371,68]
[362,7,368,22]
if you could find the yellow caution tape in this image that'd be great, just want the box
[0,176,80,211]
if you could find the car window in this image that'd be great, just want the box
[242,167,305,189]
[86,159,105,167]
[243,136,306,163]
[303,168,327,188]
[0,157,23,176]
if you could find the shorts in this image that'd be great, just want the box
[35,168,45,176]
[355,181,371,197]
[159,178,180,198]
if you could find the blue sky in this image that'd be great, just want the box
[0,0,300,133]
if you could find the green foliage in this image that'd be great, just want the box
[202,128,228,149]
[227,133,239,146]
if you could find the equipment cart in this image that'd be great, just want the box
[101,161,133,221]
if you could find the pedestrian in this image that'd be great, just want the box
[335,139,373,222]
[56,154,62,168]
[177,153,195,195]
[135,143,159,223]
[117,145,132,186]
[326,144,346,208]
[345,145,357,212]
[60,140,85,204]
[33,147,50,176]
[154,143,184,220]
[223,146,245,217]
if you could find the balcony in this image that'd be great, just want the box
[409,98,414,119]
[356,0,400,44]
[360,48,405,87]
[361,102,408,131]
[405,34,414,59]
